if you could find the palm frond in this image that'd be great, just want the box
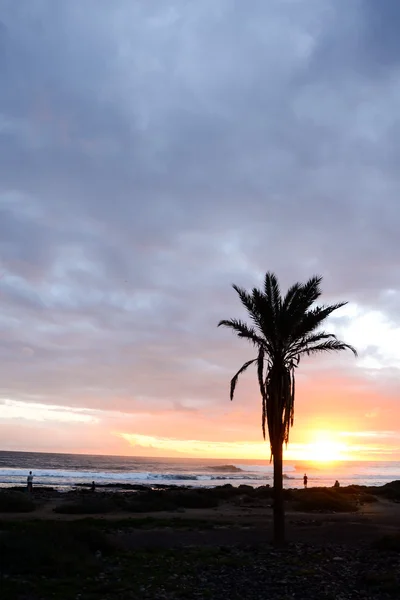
[280,276,322,344]
[298,275,323,306]
[262,273,282,350]
[282,368,293,445]
[232,284,255,315]
[251,288,277,350]
[281,282,302,313]
[218,319,266,348]
[257,348,267,439]
[289,302,348,341]
[231,285,273,343]
[229,359,257,400]
[299,339,357,357]
[264,272,282,318]
[285,331,337,359]
[285,276,322,319]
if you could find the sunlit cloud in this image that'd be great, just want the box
[118,431,395,462]
[331,306,400,369]
[0,399,99,424]
[118,433,270,459]
[339,431,397,439]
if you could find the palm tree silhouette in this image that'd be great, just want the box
[218,272,356,545]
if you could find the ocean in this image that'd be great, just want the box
[0,451,399,490]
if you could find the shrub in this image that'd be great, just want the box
[0,491,35,513]
[208,485,240,501]
[253,486,273,499]
[358,493,378,504]
[378,481,400,501]
[123,495,178,513]
[238,495,257,505]
[293,488,358,512]
[237,485,254,493]
[0,522,116,576]
[123,490,219,512]
[335,485,364,495]
[54,497,115,514]
[171,490,219,509]
[328,486,378,504]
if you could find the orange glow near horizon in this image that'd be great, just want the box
[117,429,394,462]
[1,386,399,461]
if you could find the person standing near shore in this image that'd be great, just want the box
[27,471,34,493]
[303,473,308,489]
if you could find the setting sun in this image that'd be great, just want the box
[284,432,351,463]
[303,440,347,463]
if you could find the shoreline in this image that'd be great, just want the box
[1,452,399,492]
[1,480,399,520]
[2,478,400,492]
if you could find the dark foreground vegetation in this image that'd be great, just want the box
[1,519,400,599]
[0,490,36,513]
[1,483,400,598]
[2,480,399,515]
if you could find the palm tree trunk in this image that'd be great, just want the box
[272,441,285,545]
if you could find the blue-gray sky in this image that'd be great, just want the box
[1,0,400,458]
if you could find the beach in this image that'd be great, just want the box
[1,481,400,598]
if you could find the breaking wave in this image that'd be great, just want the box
[207,465,243,473]
[1,451,398,490]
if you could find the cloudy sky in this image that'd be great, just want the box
[1,0,400,460]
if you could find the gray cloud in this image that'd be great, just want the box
[0,0,399,423]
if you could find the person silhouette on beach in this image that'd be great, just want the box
[27,471,33,493]
[303,473,308,489]
[91,481,96,492]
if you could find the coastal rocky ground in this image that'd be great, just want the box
[1,482,400,599]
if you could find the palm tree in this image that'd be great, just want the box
[218,272,356,545]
